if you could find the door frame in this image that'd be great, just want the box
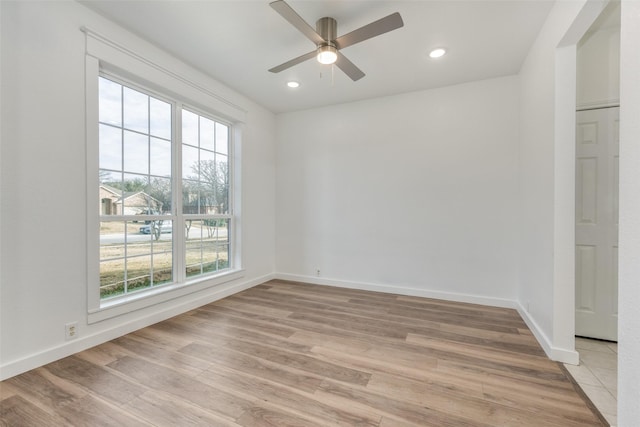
[552,0,611,364]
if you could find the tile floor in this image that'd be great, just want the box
[564,337,618,427]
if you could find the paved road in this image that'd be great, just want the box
[100,227,228,244]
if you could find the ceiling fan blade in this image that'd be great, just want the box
[334,12,404,50]
[335,52,365,81]
[269,50,317,73]
[270,0,325,45]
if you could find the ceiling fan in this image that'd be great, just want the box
[268,0,404,81]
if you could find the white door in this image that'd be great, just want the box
[575,107,619,341]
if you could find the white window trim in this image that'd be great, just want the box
[84,29,244,324]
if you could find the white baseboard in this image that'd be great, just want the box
[0,273,274,381]
[516,302,579,365]
[274,273,518,309]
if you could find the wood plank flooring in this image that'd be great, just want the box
[1,280,606,426]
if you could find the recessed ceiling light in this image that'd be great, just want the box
[287,81,300,88]
[429,48,447,58]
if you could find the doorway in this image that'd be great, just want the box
[575,106,619,341]
[574,0,620,343]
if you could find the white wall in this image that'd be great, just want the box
[0,1,276,379]
[517,0,593,363]
[618,1,640,423]
[276,76,520,305]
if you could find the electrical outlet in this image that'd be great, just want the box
[65,322,78,340]
[316,269,321,277]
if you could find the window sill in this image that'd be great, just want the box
[88,269,244,324]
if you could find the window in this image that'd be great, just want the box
[98,75,234,300]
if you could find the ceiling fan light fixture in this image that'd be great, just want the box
[268,1,403,81]
[317,45,338,65]
[429,48,447,58]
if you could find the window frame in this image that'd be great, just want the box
[86,48,244,324]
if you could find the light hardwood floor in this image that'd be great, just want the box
[1,280,607,426]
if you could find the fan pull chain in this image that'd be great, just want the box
[319,66,335,86]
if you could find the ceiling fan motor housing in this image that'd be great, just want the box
[316,17,337,48]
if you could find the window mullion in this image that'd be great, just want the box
[174,102,185,283]
[147,95,154,286]
[121,85,128,294]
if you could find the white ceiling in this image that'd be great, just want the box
[80,0,555,113]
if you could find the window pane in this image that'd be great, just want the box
[99,77,122,126]
[182,144,199,180]
[215,122,228,155]
[182,110,198,147]
[154,220,173,242]
[202,239,218,274]
[100,221,126,259]
[200,149,215,164]
[150,137,171,177]
[199,155,216,213]
[153,251,173,286]
[100,259,125,298]
[186,249,202,278]
[217,244,230,270]
[149,98,171,139]
[99,174,122,216]
[127,255,152,293]
[185,219,203,278]
[124,131,148,175]
[185,219,204,277]
[148,177,171,214]
[217,157,229,214]
[217,219,230,246]
[145,219,173,286]
[200,186,217,214]
[200,116,215,151]
[99,125,122,171]
[185,219,202,241]
[182,181,199,214]
[184,219,230,279]
[122,173,150,215]
[123,87,149,133]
